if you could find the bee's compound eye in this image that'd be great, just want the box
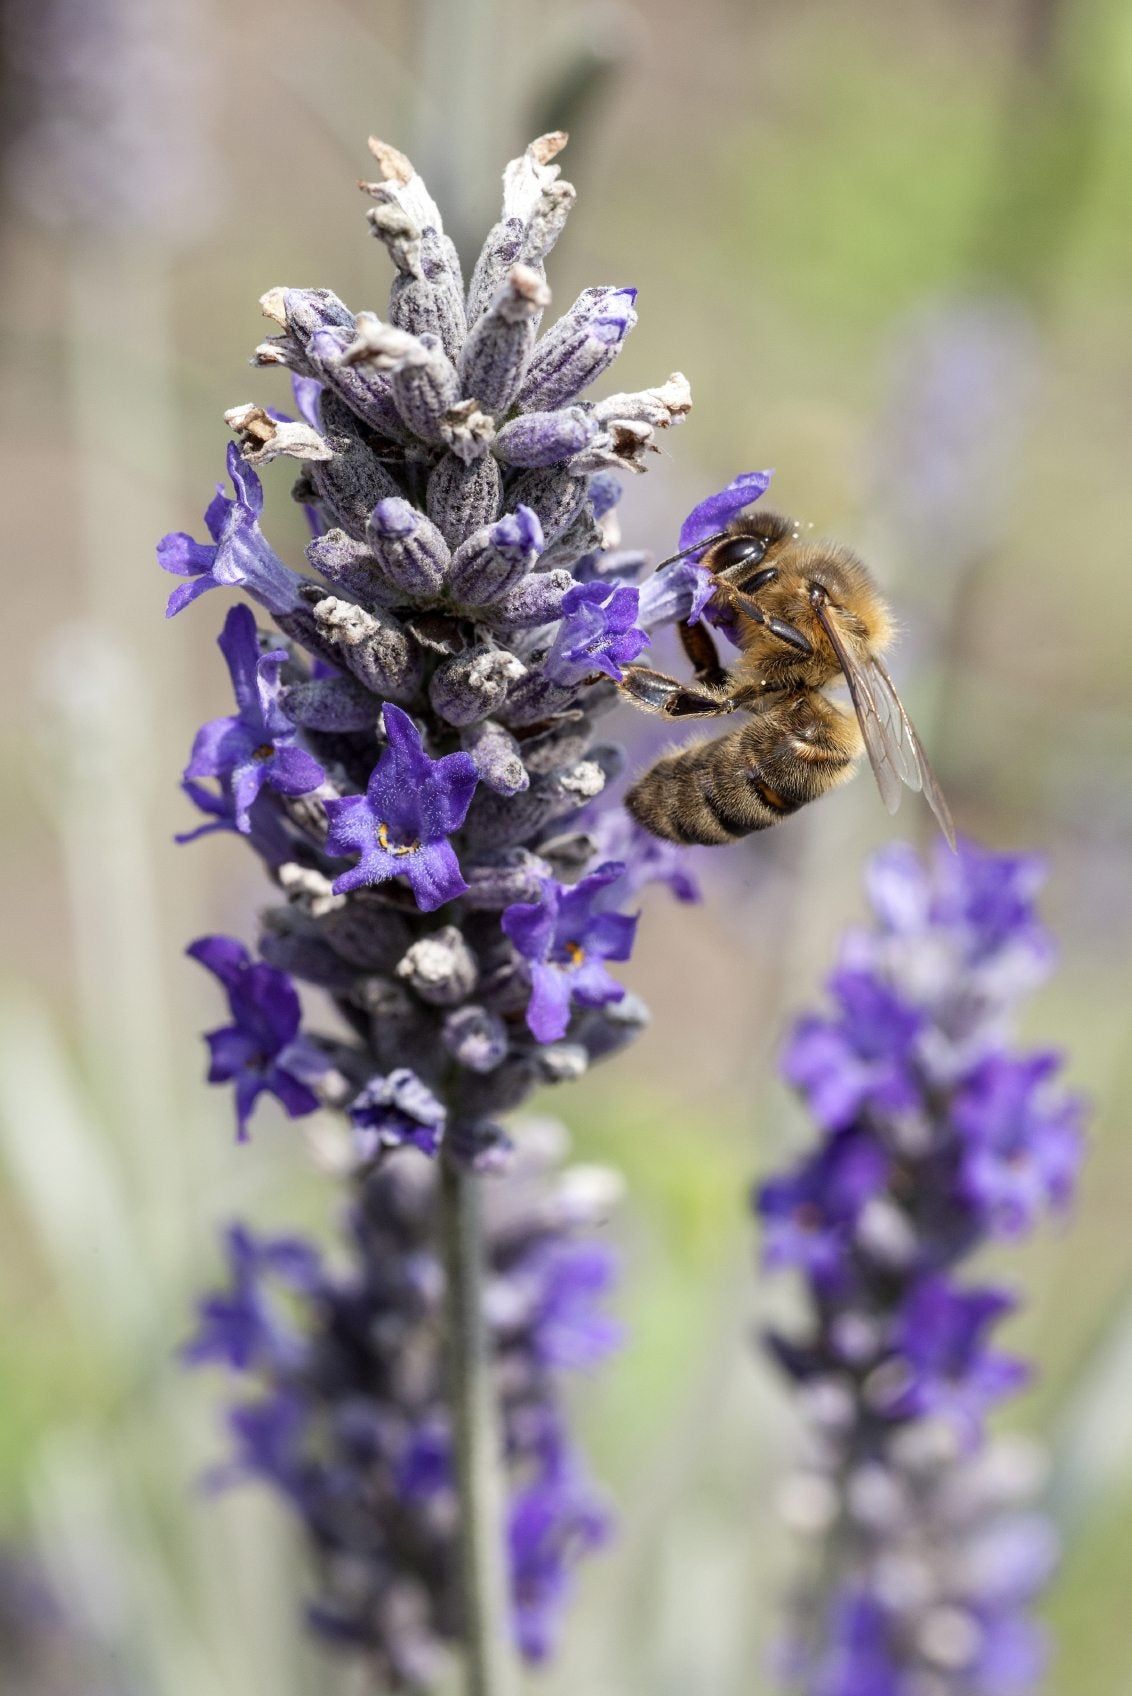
[713,536,769,572]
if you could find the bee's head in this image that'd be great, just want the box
[715,530,894,687]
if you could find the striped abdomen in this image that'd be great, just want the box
[624,691,862,846]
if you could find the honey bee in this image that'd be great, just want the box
[621,510,956,849]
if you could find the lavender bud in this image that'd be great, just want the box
[389,335,461,441]
[310,596,422,699]
[366,498,451,598]
[426,452,502,547]
[576,993,651,1061]
[505,466,587,544]
[268,286,354,340]
[519,286,637,411]
[497,672,581,728]
[494,405,598,469]
[518,719,591,775]
[538,505,605,573]
[311,896,412,974]
[458,264,550,414]
[259,920,358,991]
[588,470,622,519]
[462,760,603,852]
[466,217,523,326]
[447,507,545,606]
[282,675,380,732]
[467,133,573,323]
[383,228,465,361]
[462,719,529,797]
[307,326,411,440]
[306,529,387,602]
[313,394,402,538]
[362,140,466,356]
[428,645,526,727]
[487,569,574,629]
[442,1005,509,1072]
[460,849,552,909]
[395,927,479,1006]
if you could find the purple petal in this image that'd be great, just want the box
[403,840,469,913]
[569,959,624,1009]
[325,794,378,857]
[188,934,250,988]
[165,573,220,618]
[226,441,264,515]
[184,715,250,782]
[526,963,573,1042]
[267,742,325,797]
[677,470,773,558]
[502,887,559,964]
[157,532,218,577]
[217,603,263,711]
[205,1024,261,1081]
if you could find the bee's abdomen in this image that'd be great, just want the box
[625,696,861,847]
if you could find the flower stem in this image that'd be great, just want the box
[440,1153,519,1696]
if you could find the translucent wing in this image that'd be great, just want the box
[871,655,957,849]
[814,603,956,849]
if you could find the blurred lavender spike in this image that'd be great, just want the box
[757,840,1085,1695]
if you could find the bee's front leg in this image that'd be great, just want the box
[618,665,734,720]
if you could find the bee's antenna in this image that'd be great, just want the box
[650,530,732,574]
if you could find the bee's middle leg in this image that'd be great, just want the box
[678,618,729,689]
[618,664,733,720]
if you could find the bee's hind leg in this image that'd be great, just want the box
[618,664,733,720]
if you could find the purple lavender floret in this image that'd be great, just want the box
[758,841,1085,1696]
[158,444,301,618]
[349,1068,448,1159]
[542,582,649,686]
[182,1223,320,1371]
[502,863,638,1043]
[185,604,325,829]
[324,704,477,909]
[188,936,324,1140]
[186,1133,620,1686]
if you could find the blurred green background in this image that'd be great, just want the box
[2,0,1131,1690]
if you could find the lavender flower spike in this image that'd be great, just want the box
[184,604,325,830]
[758,841,1084,1695]
[186,1131,620,1683]
[324,703,478,909]
[164,126,719,1681]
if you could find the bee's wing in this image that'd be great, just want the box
[814,603,956,849]
[870,655,957,850]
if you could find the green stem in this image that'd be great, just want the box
[440,1154,520,1696]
